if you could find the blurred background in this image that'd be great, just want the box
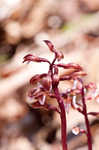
[0,0,99,150]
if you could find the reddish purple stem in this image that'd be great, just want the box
[81,87,92,150]
[54,87,68,150]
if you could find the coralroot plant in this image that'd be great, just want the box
[23,40,99,150]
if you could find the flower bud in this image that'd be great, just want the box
[56,51,64,61]
[44,40,55,52]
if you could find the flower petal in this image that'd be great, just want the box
[30,73,47,85]
[57,63,83,70]
[23,54,50,64]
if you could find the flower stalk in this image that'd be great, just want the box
[81,87,92,150]
[54,87,68,150]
